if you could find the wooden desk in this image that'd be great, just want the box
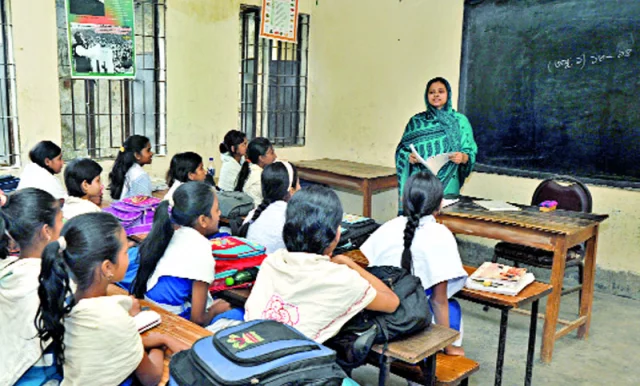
[344,250,552,386]
[293,158,397,217]
[107,285,211,385]
[437,197,607,363]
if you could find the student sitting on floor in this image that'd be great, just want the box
[238,161,300,253]
[17,140,67,201]
[131,181,237,328]
[0,188,63,386]
[361,172,468,355]
[164,151,207,203]
[218,130,248,191]
[234,137,277,207]
[109,135,154,200]
[63,158,104,220]
[244,185,399,343]
[36,212,187,385]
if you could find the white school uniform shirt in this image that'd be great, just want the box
[17,163,68,200]
[361,215,468,298]
[62,196,101,220]
[244,249,377,343]
[145,227,216,313]
[243,163,263,207]
[218,153,244,191]
[243,201,287,254]
[120,163,152,200]
[62,296,143,386]
[0,257,50,386]
[163,180,182,203]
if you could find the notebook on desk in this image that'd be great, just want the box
[474,200,521,211]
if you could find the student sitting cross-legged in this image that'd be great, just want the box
[238,160,300,254]
[361,172,468,355]
[131,181,238,327]
[35,212,187,386]
[244,185,400,343]
[63,157,104,220]
[0,188,63,386]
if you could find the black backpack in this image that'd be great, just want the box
[326,266,432,370]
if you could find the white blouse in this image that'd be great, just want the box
[243,201,287,254]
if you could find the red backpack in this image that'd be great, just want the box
[209,236,267,293]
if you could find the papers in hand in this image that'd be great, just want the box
[465,262,534,296]
[134,310,161,333]
[409,144,453,176]
[474,200,521,211]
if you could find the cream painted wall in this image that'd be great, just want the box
[6,0,639,276]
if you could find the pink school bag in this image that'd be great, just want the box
[103,195,161,236]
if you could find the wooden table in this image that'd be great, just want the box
[293,158,397,217]
[437,197,607,363]
[107,285,211,385]
[345,250,552,386]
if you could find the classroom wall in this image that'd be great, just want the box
[7,0,640,292]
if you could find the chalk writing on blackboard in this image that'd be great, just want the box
[547,49,633,73]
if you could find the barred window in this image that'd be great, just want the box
[239,7,309,147]
[56,0,166,159]
[0,0,18,166]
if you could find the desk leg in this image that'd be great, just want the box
[495,308,509,386]
[541,238,567,363]
[362,179,372,218]
[525,300,539,386]
[378,356,391,386]
[418,354,437,386]
[578,229,599,339]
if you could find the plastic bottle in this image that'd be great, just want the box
[207,157,215,178]
[225,267,259,286]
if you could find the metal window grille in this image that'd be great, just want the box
[57,0,166,159]
[239,8,309,147]
[0,0,18,166]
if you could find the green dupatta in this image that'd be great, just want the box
[395,78,477,213]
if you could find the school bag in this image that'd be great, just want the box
[102,195,161,236]
[326,266,432,370]
[0,175,20,193]
[168,319,348,386]
[334,213,380,255]
[209,236,268,293]
[217,191,255,218]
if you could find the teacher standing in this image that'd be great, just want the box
[395,77,477,213]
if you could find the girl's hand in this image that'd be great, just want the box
[129,296,141,316]
[448,152,468,164]
[409,153,419,164]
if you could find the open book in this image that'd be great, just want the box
[134,310,161,333]
[465,262,535,296]
[409,144,453,176]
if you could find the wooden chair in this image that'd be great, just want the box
[492,175,592,307]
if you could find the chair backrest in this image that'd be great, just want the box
[531,175,592,213]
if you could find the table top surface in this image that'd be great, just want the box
[294,158,397,179]
[439,196,608,236]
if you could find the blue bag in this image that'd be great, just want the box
[169,319,347,386]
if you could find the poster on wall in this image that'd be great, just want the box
[65,0,136,78]
[260,0,299,43]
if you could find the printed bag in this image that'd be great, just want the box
[209,236,268,293]
[103,196,161,236]
[168,320,347,386]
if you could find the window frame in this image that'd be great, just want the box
[0,0,19,167]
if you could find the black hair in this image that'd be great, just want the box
[401,172,444,273]
[219,130,247,155]
[64,158,103,198]
[166,151,203,186]
[0,188,60,259]
[131,181,216,298]
[283,185,343,255]
[35,213,124,364]
[237,162,299,237]
[108,135,150,200]
[29,141,62,174]
[234,137,273,192]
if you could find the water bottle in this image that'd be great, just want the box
[205,157,215,186]
[225,267,259,286]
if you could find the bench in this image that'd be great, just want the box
[383,354,480,386]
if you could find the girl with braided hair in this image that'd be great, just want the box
[238,161,300,253]
[361,172,467,355]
